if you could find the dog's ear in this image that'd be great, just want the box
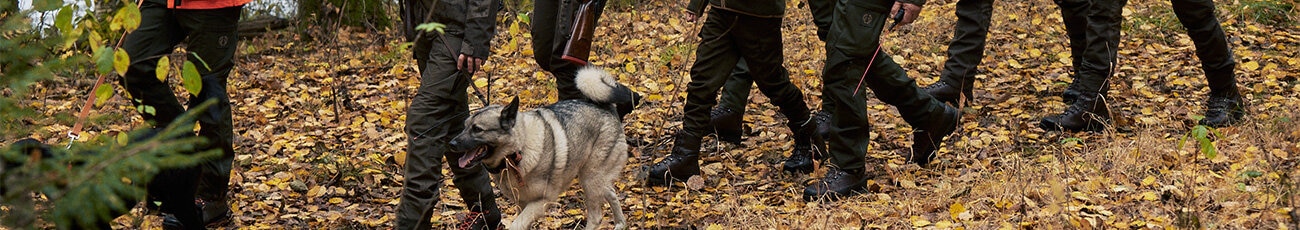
[500,97,519,131]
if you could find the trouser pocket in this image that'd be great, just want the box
[830,0,890,58]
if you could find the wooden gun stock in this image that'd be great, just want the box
[561,0,599,66]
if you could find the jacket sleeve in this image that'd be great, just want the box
[460,0,500,59]
[686,0,706,17]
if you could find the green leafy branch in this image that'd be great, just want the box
[1178,116,1226,159]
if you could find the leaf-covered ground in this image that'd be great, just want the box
[14,0,1300,228]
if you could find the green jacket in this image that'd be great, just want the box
[401,0,502,59]
[687,0,786,18]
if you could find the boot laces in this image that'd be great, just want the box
[1206,95,1238,115]
[825,167,846,181]
[457,211,486,230]
[658,153,692,166]
[1062,98,1104,117]
[1061,102,1087,116]
[815,111,831,123]
[710,106,734,118]
[922,81,949,91]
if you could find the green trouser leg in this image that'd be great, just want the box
[718,0,834,113]
[397,33,500,230]
[533,0,608,100]
[1069,0,1127,97]
[822,0,947,171]
[1170,0,1237,93]
[938,0,994,88]
[716,59,753,112]
[682,9,809,140]
[807,0,835,41]
[119,2,242,221]
[1056,0,1090,72]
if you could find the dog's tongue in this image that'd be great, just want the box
[458,148,483,168]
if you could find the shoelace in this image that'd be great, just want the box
[1206,96,1238,114]
[825,168,845,181]
[922,81,948,90]
[1061,101,1091,117]
[816,111,830,122]
[663,153,692,164]
[710,107,733,118]
[457,211,486,230]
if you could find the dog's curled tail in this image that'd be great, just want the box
[575,66,641,118]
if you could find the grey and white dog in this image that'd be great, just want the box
[449,67,634,230]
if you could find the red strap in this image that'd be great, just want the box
[851,26,900,97]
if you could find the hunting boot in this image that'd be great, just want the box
[783,118,822,174]
[453,164,502,230]
[911,104,961,167]
[198,197,230,226]
[802,166,870,201]
[814,110,832,138]
[709,106,744,144]
[646,132,703,186]
[1040,94,1110,132]
[1062,83,1084,104]
[922,81,973,105]
[457,207,502,230]
[1199,90,1245,127]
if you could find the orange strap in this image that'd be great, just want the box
[67,0,145,148]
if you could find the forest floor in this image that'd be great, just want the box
[15,0,1300,228]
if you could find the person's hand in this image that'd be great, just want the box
[888,2,923,29]
[685,11,697,22]
[457,54,485,74]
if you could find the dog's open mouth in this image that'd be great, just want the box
[457,146,490,168]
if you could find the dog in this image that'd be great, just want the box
[449,66,634,230]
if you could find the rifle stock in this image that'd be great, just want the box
[561,0,599,66]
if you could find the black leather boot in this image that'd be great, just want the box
[1199,91,1245,127]
[198,197,230,226]
[813,110,831,138]
[783,118,821,174]
[802,167,870,201]
[458,207,503,230]
[921,81,972,105]
[646,133,703,186]
[709,106,743,144]
[911,104,960,167]
[1040,95,1110,132]
[451,159,502,230]
[1062,83,1084,104]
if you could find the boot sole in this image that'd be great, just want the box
[1198,111,1245,128]
[715,133,743,145]
[782,164,814,174]
[1039,121,1108,132]
[911,106,961,167]
[802,187,867,202]
[645,171,696,186]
